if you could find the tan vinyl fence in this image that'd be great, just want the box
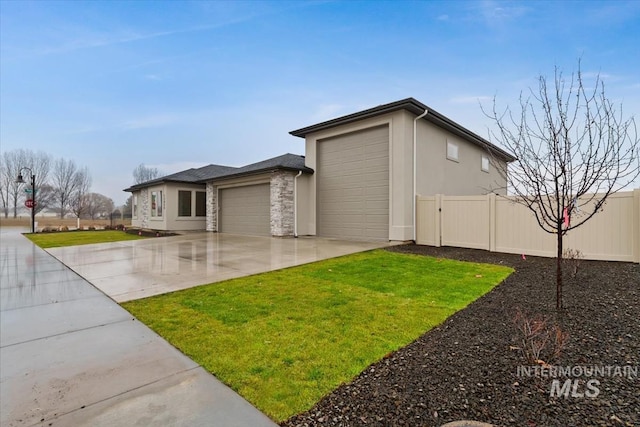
[416,189,640,263]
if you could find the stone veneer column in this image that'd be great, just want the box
[270,170,295,237]
[206,182,217,232]
[140,188,150,229]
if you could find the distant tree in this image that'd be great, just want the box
[32,184,56,215]
[484,62,640,309]
[69,167,92,219]
[85,193,115,219]
[25,150,52,200]
[123,195,133,216]
[0,150,52,218]
[0,160,7,217]
[0,151,20,218]
[51,159,89,218]
[133,163,161,184]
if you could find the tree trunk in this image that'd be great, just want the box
[556,226,563,310]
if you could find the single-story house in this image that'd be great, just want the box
[125,98,515,241]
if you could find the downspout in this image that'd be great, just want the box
[294,170,302,237]
[413,109,429,242]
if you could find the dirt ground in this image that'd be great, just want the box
[283,245,639,427]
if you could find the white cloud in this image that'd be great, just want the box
[475,0,531,26]
[144,74,162,81]
[437,14,450,21]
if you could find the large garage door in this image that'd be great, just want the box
[317,125,389,240]
[219,184,270,236]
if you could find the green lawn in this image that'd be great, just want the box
[26,230,146,248]
[122,250,512,421]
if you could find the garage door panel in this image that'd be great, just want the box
[342,187,365,198]
[365,144,389,157]
[365,185,388,196]
[320,201,365,212]
[365,199,388,209]
[365,156,388,168]
[219,184,270,236]
[317,125,389,241]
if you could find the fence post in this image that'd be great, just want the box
[435,194,442,247]
[489,193,496,252]
[634,189,640,264]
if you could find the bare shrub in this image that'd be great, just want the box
[513,309,569,365]
[562,248,583,280]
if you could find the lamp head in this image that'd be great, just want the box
[15,174,25,184]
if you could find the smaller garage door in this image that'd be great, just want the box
[219,184,270,236]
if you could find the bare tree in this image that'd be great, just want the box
[69,166,92,219]
[51,158,88,218]
[133,163,161,184]
[85,193,115,219]
[26,150,52,196]
[484,63,640,309]
[33,184,56,215]
[0,150,25,218]
[0,149,51,218]
[123,195,133,217]
[0,153,14,218]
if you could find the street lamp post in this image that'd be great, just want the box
[16,168,36,234]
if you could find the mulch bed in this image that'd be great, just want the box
[122,228,178,238]
[282,244,639,427]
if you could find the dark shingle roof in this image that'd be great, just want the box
[289,98,516,162]
[124,154,312,192]
[199,153,312,182]
[124,164,238,192]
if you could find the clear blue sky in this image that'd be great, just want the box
[2,0,639,205]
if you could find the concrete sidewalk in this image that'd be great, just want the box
[0,228,277,427]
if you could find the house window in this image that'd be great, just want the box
[447,141,459,162]
[481,156,490,173]
[178,191,192,217]
[151,190,163,217]
[132,195,138,219]
[195,191,206,217]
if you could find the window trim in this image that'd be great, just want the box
[481,156,490,173]
[178,190,192,217]
[150,190,163,218]
[132,194,138,219]
[195,191,206,217]
[447,141,459,162]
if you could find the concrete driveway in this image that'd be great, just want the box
[1,228,278,427]
[47,232,390,302]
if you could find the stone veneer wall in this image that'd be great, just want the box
[270,170,295,237]
[205,182,217,232]
[140,188,150,229]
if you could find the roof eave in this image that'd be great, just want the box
[424,110,516,162]
[289,97,516,163]
[289,98,423,138]
[123,179,206,192]
[196,166,314,184]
